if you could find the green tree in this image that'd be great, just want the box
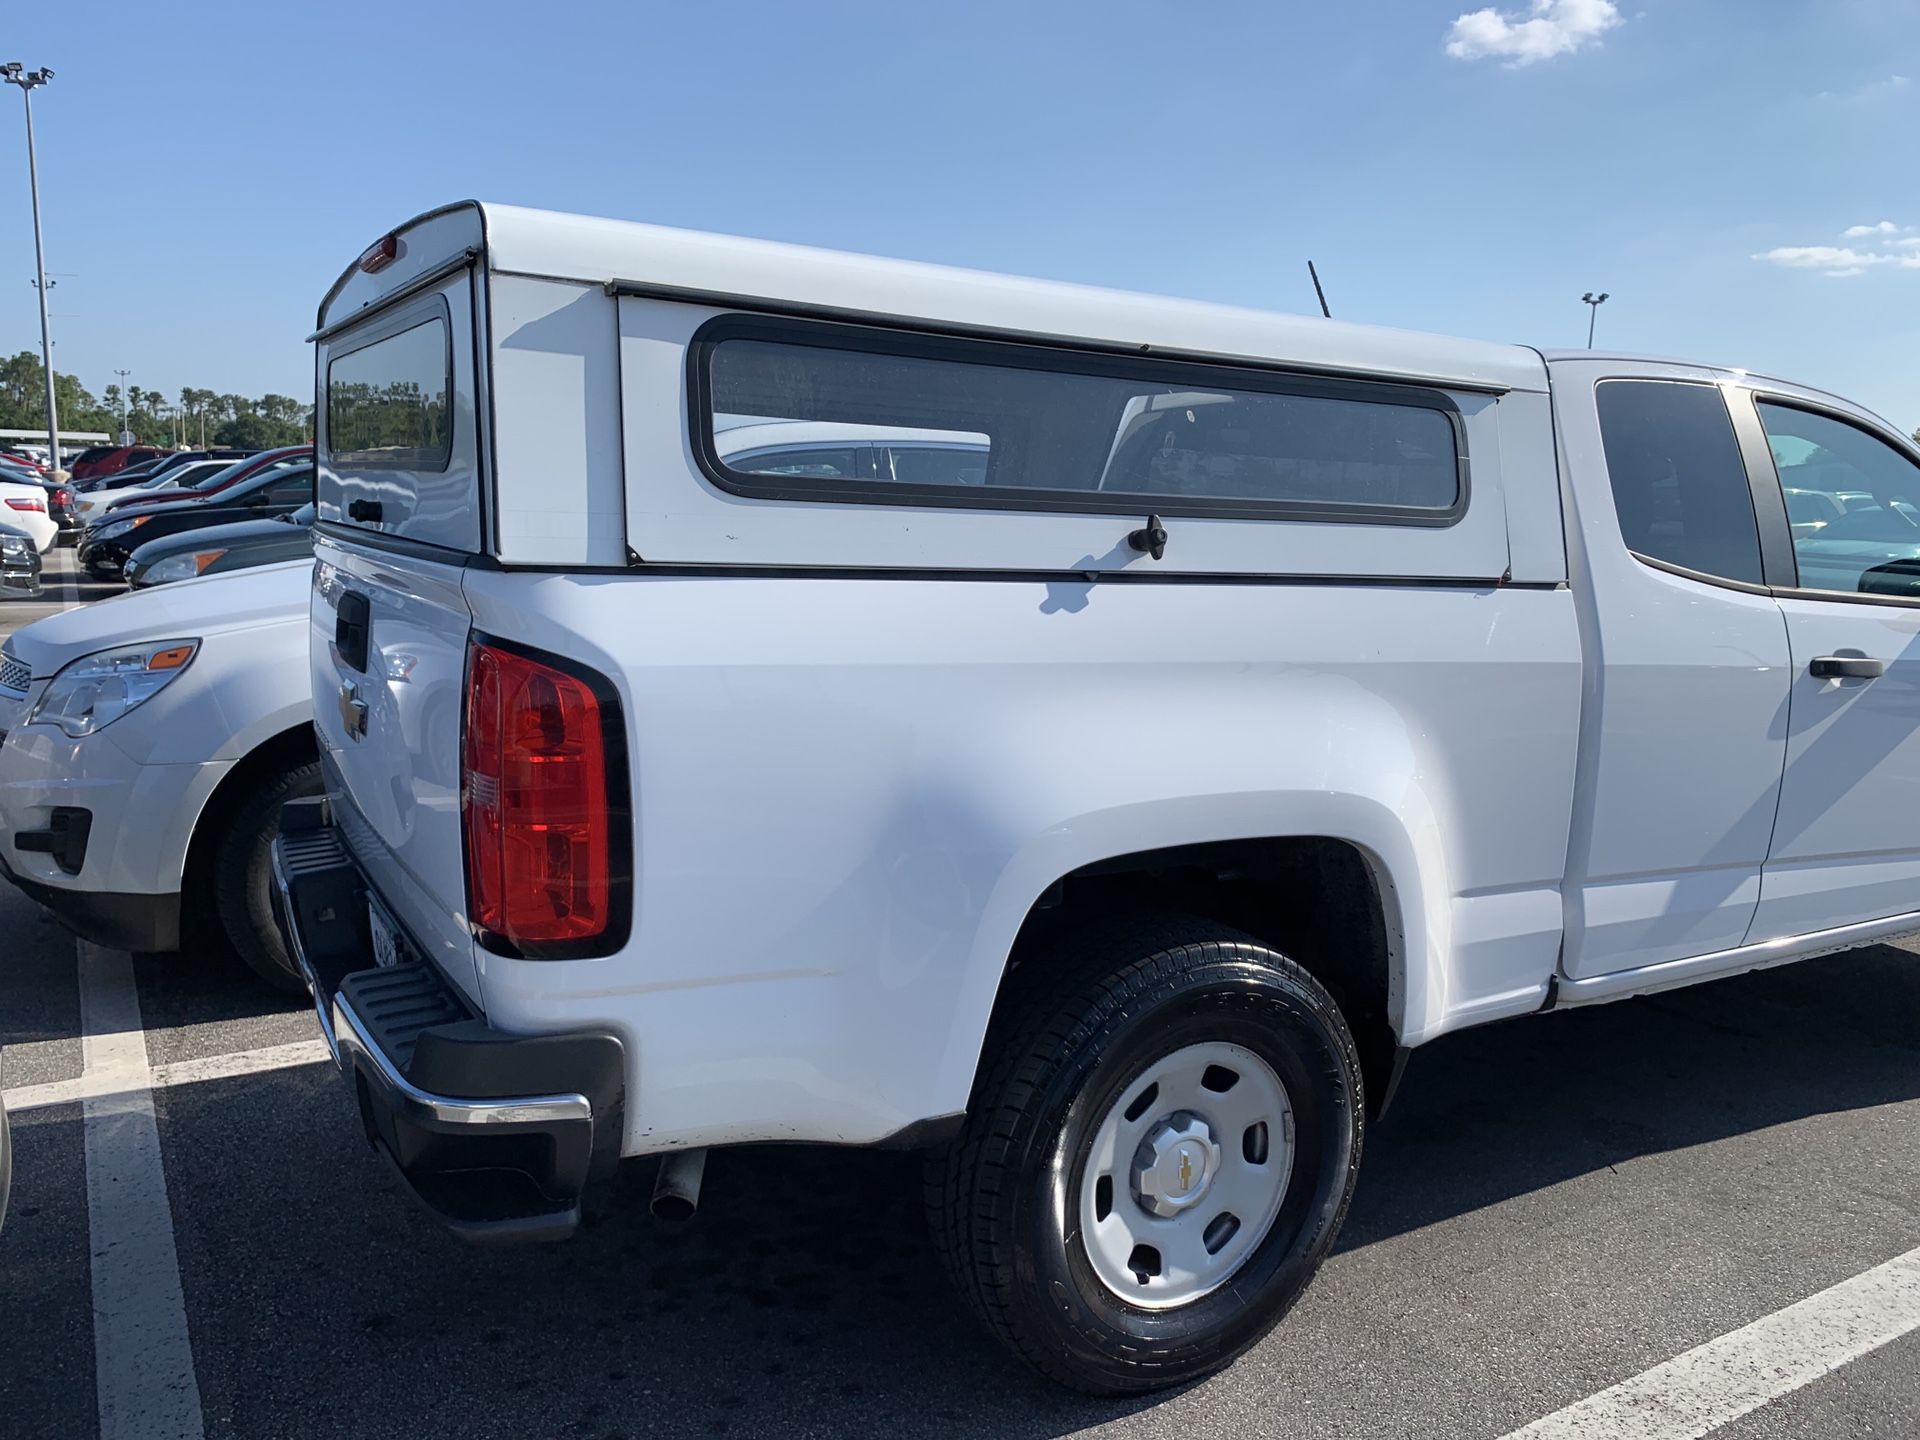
[0,350,116,435]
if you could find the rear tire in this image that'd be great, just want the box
[209,758,324,993]
[926,914,1364,1395]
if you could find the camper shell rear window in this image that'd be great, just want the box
[691,315,1467,525]
[326,312,453,473]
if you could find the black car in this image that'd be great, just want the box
[125,503,315,587]
[0,520,41,597]
[41,479,82,546]
[80,464,314,578]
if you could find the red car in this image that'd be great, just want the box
[69,444,166,481]
[94,444,314,520]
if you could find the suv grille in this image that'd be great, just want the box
[0,650,30,695]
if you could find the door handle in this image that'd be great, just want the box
[1810,654,1885,680]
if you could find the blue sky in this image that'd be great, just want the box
[3,0,1916,428]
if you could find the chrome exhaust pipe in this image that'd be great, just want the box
[650,1148,707,1222]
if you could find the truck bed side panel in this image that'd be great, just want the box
[461,571,1581,1154]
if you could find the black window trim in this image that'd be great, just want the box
[1733,385,1920,608]
[686,312,1471,528]
[323,292,455,476]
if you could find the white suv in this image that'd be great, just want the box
[0,560,317,987]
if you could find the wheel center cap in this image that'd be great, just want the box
[1131,1112,1218,1217]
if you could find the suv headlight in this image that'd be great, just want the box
[26,639,199,738]
[138,548,227,586]
[0,533,29,561]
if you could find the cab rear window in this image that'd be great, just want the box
[693,315,1466,525]
[326,316,452,472]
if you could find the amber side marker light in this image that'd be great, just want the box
[147,645,194,671]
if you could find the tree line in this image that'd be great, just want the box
[0,351,312,451]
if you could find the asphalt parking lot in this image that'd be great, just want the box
[4,553,1920,1439]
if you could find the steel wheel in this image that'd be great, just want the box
[1076,1039,1294,1309]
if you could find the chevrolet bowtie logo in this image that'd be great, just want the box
[337,681,368,741]
[1178,1152,1193,1190]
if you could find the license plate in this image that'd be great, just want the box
[368,900,401,969]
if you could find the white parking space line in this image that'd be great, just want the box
[3,1038,331,1113]
[56,542,79,610]
[76,941,206,1440]
[1501,1243,1920,1440]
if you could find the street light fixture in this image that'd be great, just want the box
[114,368,132,443]
[3,62,59,472]
[1582,291,1610,349]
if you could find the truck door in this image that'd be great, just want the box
[1554,367,1793,978]
[1734,393,1920,941]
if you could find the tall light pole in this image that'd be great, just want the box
[3,63,58,471]
[1582,291,1610,349]
[114,368,131,442]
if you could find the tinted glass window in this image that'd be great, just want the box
[722,443,874,480]
[263,469,316,505]
[702,325,1462,519]
[887,444,991,487]
[1758,401,1920,597]
[1596,380,1762,585]
[326,318,451,472]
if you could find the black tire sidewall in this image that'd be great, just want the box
[211,759,322,990]
[1009,955,1360,1385]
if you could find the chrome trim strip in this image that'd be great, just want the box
[1555,909,1920,1008]
[329,992,591,1129]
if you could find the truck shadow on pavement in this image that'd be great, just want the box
[11,942,1915,1440]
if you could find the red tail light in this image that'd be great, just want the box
[4,496,45,513]
[462,636,629,956]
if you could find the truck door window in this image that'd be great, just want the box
[1596,380,1763,586]
[1756,401,1920,599]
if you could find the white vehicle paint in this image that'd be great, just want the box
[0,478,57,552]
[0,560,315,969]
[275,203,1920,1394]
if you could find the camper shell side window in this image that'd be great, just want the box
[688,315,1470,528]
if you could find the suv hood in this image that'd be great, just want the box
[2,557,310,679]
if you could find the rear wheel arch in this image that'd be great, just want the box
[974,835,1409,1121]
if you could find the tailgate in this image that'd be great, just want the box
[310,537,479,1005]
[311,233,487,1006]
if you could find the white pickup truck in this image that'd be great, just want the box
[274,201,1920,1395]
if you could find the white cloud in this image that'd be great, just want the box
[1816,74,1912,103]
[1445,0,1621,67]
[1753,228,1920,278]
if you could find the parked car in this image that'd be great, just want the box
[68,445,165,482]
[0,478,56,553]
[81,464,314,577]
[274,202,1920,1396]
[0,560,318,988]
[0,521,41,597]
[72,458,166,495]
[87,445,311,522]
[0,447,45,474]
[126,503,314,587]
[76,459,245,521]
[44,481,81,547]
